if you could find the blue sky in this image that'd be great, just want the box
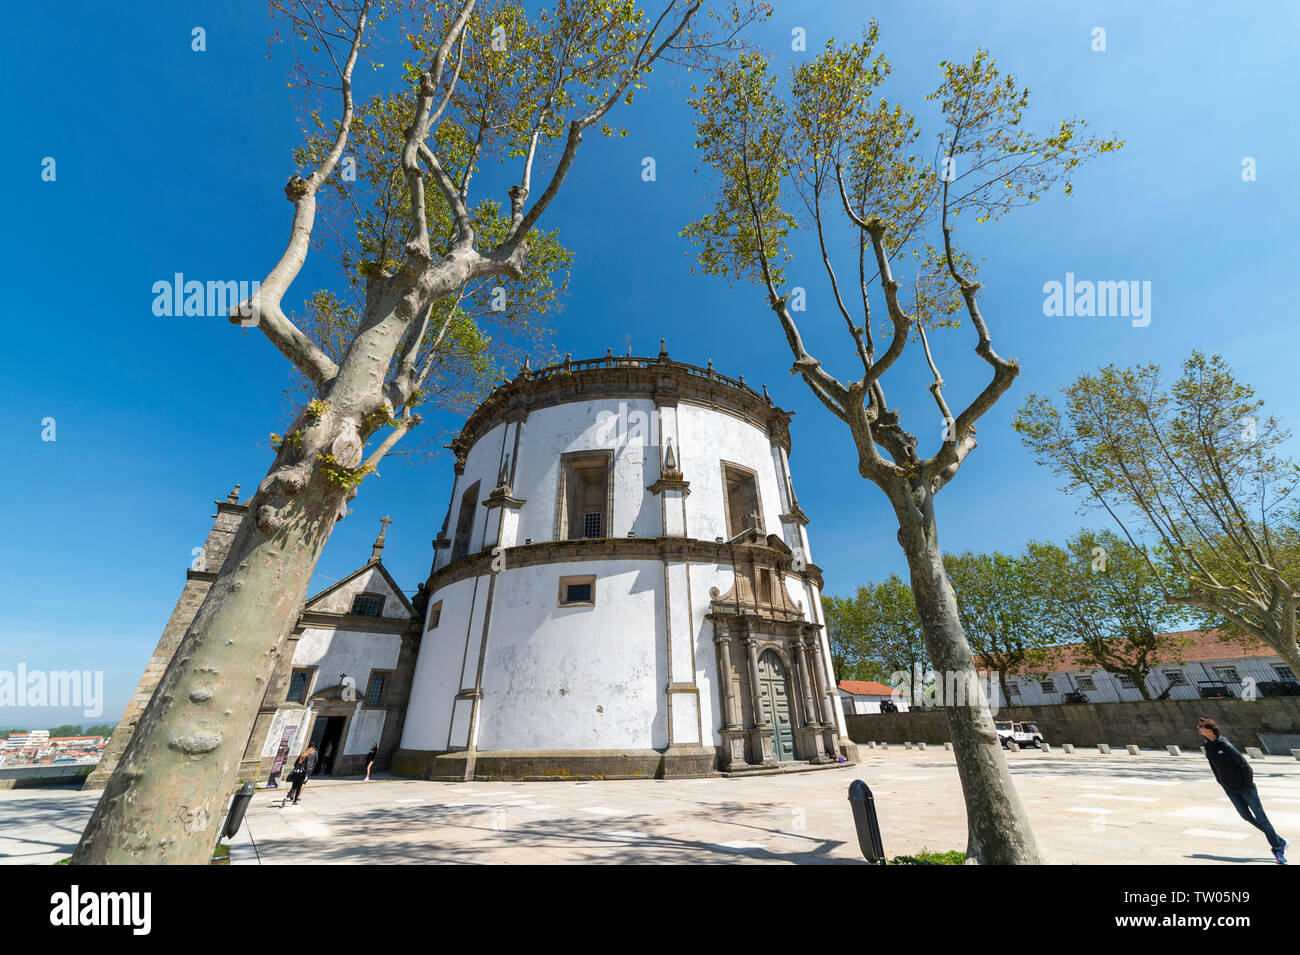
[3,1,1297,728]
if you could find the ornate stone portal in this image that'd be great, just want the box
[709,533,843,770]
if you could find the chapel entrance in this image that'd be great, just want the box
[757,650,795,762]
[309,716,346,775]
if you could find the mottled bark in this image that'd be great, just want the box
[73,485,340,864]
[892,486,1042,865]
[73,0,734,864]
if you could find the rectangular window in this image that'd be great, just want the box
[1214,666,1240,685]
[1117,674,1136,689]
[1163,669,1187,685]
[758,569,773,604]
[351,594,384,617]
[426,599,443,632]
[721,462,763,539]
[286,669,313,704]
[1273,664,1296,682]
[1077,676,1096,691]
[557,452,612,541]
[365,673,388,706]
[1039,679,1056,693]
[1008,682,1020,696]
[558,575,596,607]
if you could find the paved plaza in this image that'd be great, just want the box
[4,747,1299,864]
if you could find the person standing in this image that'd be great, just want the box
[285,756,308,806]
[1198,718,1287,864]
[295,745,318,804]
[364,743,378,781]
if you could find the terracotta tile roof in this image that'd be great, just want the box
[980,629,1275,674]
[838,680,897,697]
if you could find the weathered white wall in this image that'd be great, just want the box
[676,403,786,542]
[506,398,660,543]
[342,707,386,756]
[292,627,401,683]
[477,559,667,750]
[402,574,484,751]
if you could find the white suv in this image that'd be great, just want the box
[995,720,1044,748]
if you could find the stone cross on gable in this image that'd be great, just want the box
[370,516,393,563]
[749,509,761,532]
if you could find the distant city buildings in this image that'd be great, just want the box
[0,731,107,769]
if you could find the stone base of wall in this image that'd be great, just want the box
[845,697,1300,754]
[1,766,93,790]
[392,746,723,781]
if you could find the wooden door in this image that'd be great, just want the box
[758,650,795,761]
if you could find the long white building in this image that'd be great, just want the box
[395,347,855,780]
[990,629,1299,706]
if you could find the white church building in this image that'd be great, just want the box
[394,345,856,780]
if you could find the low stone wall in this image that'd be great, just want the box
[845,697,1300,754]
[0,765,93,790]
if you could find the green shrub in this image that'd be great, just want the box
[889,849,965,865]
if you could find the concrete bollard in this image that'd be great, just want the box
[1245,747,1265,760]
[1126,744,1140,755]
[943,742,953,752]
[1041,743,1051,753]
[1008,741,1020,752]
[1167,745,1182,757]
[1292,749,1300,761]
[904,741,913,750]
[918,742,927,751]
[1097,744,1111,754]
[1063,744,1075,754]
[880,742,888,750]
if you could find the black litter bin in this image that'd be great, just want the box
[847,779,886,865]
[223,781,256,840]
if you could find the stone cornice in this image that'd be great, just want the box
[451,354,795,460]
[424,536,824,595]
[298,610,413,634]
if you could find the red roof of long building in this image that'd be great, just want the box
[837,680,898,697]
[978,629,1274,674]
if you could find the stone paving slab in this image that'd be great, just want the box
[4,749,1297,864]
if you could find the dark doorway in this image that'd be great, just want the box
[309,716,346,775]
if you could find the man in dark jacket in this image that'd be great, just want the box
[1198,718,1287,863]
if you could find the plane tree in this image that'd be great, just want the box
[823,575,928,702]
[1015,353,1300,675]
[74,0,764,865]
[942,550,1050,706]
[682,25,1120,862]
[1022,530,1188,700]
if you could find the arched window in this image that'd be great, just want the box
[450,480,480,561]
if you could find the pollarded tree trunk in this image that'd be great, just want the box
[72,270,436,863]
[891,485,1042,865]
[73,489,342,863]
[71,389,386,863]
